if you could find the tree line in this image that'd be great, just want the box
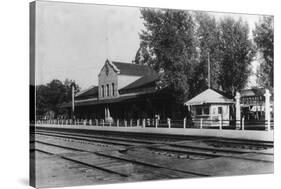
[135,9,273,103]
[36,79,80,119]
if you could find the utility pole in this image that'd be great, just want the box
[208,51,211,88]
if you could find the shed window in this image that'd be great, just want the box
[196,108,202,115]
[203,107,209,115]
[218,107,223,114]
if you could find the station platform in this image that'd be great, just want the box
[34,124,274,142]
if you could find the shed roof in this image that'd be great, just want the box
[184,88,234,106]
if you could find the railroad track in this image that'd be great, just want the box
[32,128,274,182]
[34,127,273,147]
[34,127,200,142]
[33,140,209,179]
[33,129,273,163]
[33,129,273,154]
[31,127,274,186]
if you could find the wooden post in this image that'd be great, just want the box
[130,119,133,127]
[124,120,127,127]
[117,119,119,127]
[143,119,146,128]
[200,118,203,129]
[137,119,139,127]
[183,117,186,128]
[102,119,104,127]
[155,119,158,128]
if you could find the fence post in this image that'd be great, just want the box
[130,119,133,127]
[124,120,127,127]
[200,118,203,129]
[137,119,139,127]
[117,119,119,127]
[242,117,245,131]
[155,119,158,128]
[219,118,222,130]
[143,119,146,128]
[167,118,171,128]
[102,119,104,127]
[183,117,186,128]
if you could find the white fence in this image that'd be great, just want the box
[35,117,273,131]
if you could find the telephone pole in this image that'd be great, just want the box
[208,51,211,88]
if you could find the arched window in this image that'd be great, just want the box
[102,85,104,97]
[106,84,109,96]
[112,83,115,96]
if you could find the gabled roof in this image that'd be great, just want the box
[184,88,234,106]
[112,61,156,76]
[75,86,98,100]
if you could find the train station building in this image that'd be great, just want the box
[61,59,273,124]
[62,59,186,120]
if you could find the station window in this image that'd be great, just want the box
[112,83,115,96]
[106,84,109,96]
[102,85,104,97]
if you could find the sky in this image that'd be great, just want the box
[35,1,264,90]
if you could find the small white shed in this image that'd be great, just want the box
[184,89,234,127]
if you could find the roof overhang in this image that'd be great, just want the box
[185,101,234,106]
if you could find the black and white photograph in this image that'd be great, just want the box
[29,0,274,188]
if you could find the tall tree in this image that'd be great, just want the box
[189,13,221,97]
[139,8,197,103]
[217,17,255,96]
[253,16,274,88]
